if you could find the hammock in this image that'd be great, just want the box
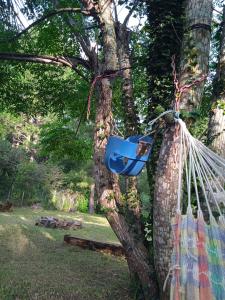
[169,119,225,300]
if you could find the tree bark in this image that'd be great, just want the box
[153,124,181,299]
[146,0,184,116]
[94,76,159,300]
[92,2,159,298]
[208,108,225,157]
[153,0,213,298]
[115,22,156,295]
[179,0,213,111]
[0,53,89,79]
[116,24,140,136]
[107,209,159,299]
[145,0,184,276]
[98,0,118,72]
[116,22,141,223]
[208,6,225,157]
[89,183,95,214]
[0,53,89,69]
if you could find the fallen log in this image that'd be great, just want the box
[64,235,125,256]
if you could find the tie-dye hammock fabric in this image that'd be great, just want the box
[169,119,225,300]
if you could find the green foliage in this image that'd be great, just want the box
[189,116,209,141]
[12,162,52,206]
[0,139,54,206]
[64,163,93,188]
[0,112,41,159]
[0,62,90,117]
[40,118,93,162]
[51,189,89,213]
[145,0,184,117]
[212,99,225,113]
[138,190,154,248]
[140,193,151,221]
[76,193,89,213]
[0,110,93,212]
[0,140,25,199]
[130,30,150,119]
[0,140,24,175]
[51,189,76,211]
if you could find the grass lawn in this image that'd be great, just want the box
[0,208,132,300]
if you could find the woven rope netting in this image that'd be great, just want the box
[169,119,225,300]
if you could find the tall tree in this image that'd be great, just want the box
[145,0,184,296]
[146,0,184,115]
[116,17,142,231]
[0,1,219,299]
[152,0,213,298]
[208,5,225,157]
[90,2,158,298]
[0,1,158,298]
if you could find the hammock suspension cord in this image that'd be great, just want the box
[168,118,225,300]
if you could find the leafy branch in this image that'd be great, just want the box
[0,8,90,43]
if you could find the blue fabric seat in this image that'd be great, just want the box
[104,135,153,176]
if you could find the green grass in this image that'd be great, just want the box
[0,208,132,300]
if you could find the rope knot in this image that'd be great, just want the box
[171,55,207,113]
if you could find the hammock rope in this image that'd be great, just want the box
[169,118,225,300]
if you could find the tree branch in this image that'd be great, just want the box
[123,0,139,26]
[113,0,119,23]
[0,52,90,80]
[65,17,92,58]
[0,8,90,43]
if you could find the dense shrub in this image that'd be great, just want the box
[0,140,25,200]
[51,189,76,211]
[0,113,93,212]
[51,189,89,212]
[76,193,89,213]
[12,162,52,206]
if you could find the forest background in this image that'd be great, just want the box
[0,0,225,299]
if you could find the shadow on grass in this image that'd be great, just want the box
[0,210,131,300]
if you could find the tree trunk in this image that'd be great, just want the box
[145,1,184,275]
[94,77,158,299]
[107,209,159,300]
[208,6,225,157]
[89,183,95,214]
[116,22,156,296]
[179,0,213,111]
[208,108,225,157]
[98,0,118,72]
[93,0,118,211]
[153,123,181,299]
[146,0,184,116]
[153,0,213,298]
[116,22,142,226]
[93,2,159,298]
[116,24,140,135]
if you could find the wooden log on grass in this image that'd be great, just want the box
[64,235,125,256]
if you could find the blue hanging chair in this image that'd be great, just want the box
[104,135,153,176]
